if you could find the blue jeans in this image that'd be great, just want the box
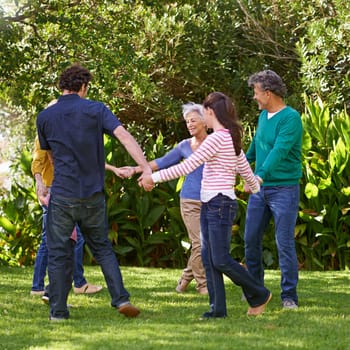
[244,185,299,304]
[47,192,130,319]
[200,194,270,317]
[31,206,87,291]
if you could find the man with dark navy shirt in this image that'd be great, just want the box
[37,64,152,321]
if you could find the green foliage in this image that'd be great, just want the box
[0,148,42,266]
[0,127,188,268]
[296,0,350,111]
[1,1,350,270]
[297,96,350,270]
[0,0,305,141]
[104,127,187,267]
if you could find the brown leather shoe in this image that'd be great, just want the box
[74,283,103,294]
[117,303,140,318]
[247,293,272,316]
[175,279,190,293]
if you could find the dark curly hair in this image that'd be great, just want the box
[59,64,92,92]
[203,92,243,156]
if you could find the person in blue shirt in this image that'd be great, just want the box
[116,103,208,295]
[36,64,152,321]
[31,104,102,299]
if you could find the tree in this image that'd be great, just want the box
[1,0,350,269]
[0,0,303,141]
[296,0,350,111]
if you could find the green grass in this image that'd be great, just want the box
[0,266,349,350]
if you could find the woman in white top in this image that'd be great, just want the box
[140,92,272,318]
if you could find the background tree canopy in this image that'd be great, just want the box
[0,0,301,138]
[1,0,349,140]
[0,0,350,269]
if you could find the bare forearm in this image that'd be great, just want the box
[134,160,158,174]
[34,173,49,204]
[106,163,135,178]
[34,173,44,187]
[114,126,151,172]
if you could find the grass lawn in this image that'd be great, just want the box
[0,266,349,350]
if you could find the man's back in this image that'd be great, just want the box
[37,93,120,198]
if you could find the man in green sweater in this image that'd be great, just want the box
[244,70,302,310]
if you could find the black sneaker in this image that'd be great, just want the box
[200,311,226,319]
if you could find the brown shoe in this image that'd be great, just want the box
[247,293,272,316]
[175,279,190,293]
[117,303,140,318]
[74,283,103,294]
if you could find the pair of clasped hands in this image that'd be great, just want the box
[109,165,154,192]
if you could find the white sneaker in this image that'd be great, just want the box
[282,299,298,309]
[30,290,45,296]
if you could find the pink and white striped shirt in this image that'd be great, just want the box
[152,129,260,202]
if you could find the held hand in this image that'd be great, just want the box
[36,182,49,205]
[138,173,155,192]
[39,192,50,207]
[108,165,122,178]
[243,182,252,194]
[244,176,262,194]
[115,166,136,178]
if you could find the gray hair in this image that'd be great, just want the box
[248,70,287,98]
[182,102,204,120]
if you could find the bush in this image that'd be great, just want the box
[0,129,189,268]
[2,99,350,271]
[297,96,350,270]
[103,127,188,268]
[0,148,42,266]
[296,0,350,111]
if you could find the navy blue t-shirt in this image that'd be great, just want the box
[36,94,121,198]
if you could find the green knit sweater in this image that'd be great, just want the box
[246,106,303,186]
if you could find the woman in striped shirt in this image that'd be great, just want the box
[140,92,272,318]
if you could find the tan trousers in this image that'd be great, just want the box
[180,198,207,291]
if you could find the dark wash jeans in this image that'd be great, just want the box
[200,194,270,317]
[244,185,299,304]
[31,204,87,291]
[47,192,130,319]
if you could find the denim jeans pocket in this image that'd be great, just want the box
[206,195,237,225]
